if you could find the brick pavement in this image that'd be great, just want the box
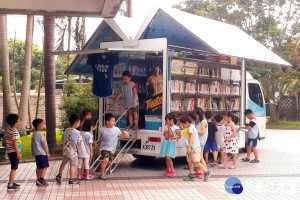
[0,129,299,199]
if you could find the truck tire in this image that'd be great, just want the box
[132,154,155,161]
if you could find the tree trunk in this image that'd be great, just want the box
[18,15,34,136]
[12,31,19,109]
[44,16,57,153]
[36,49,44,119]
[0,15,13,130]
[126,0,133,17]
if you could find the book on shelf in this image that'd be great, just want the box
[184,98,195,111]
[199,67,210,77]
[197,83,209,95]
[184,61,198,76]
[170,80,185,94]
[209,81,221,95]
[170,100,183,112]
[185,82,197,94]
[197,97,210,111]
[211,68,221,78]
[171,59,184,75]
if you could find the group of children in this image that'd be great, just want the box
[160,108,260,181]
[3,107,129,190]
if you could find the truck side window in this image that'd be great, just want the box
[248,83,264,108]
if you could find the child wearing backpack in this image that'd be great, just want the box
[77,119,94,180]
[56,114,82,185]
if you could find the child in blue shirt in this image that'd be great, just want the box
[31,119,50,187]
[240,109,259,163]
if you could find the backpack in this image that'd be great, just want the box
[63,128,77,159]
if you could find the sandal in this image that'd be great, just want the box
[228,165,237,169]
[241,158,250,162]
[218,165,226,169]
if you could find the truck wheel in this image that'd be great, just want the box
[132,155,155,161]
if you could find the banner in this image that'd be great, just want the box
[145,93,163,115]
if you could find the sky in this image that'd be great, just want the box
[6,0,182,50]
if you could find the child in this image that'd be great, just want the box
[203,111,218,166]
[79,108,97,131]
[77,119,94,180]
[179,115,212,182]
[215,114,226,165]
[240,109,259,163]
[56,114,82,185]
[4,114,21,191]
[31,119,50,187]
[96,113,129,180]
[160,113,181,177]
[115,71,139,130]
[194,107,208,178]
[218,112,238,169]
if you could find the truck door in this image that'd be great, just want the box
[247,82,266,139]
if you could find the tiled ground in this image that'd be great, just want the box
[0,129,299,199]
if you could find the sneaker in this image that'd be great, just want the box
[99,174,107,180]
[250,159,259,163]
[168,171,176,177]
[36,179,44,186]
[183,174,196,181]
[203,170,212,182]
[164,170,170,176]
[77,174,82,180]
[56,174,62,183]
[68,179,81,185]
[210,161,217,167]
[13,183,20,189]
[199,172,205,179]
[85,174,94,180]
[7,184,19,191]
[132,125,138,130]
[217,161,222,165]
[41,179,49,187]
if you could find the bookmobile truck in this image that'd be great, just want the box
[66,6,290,160]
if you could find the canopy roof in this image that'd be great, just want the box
[66,6,290,75]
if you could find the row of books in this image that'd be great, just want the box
[170,98,240,112]
[197,97,240,111]
[169,80,240,95]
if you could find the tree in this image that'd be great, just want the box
[174,0,300,121]
[44,16,57,153]
[18,15,34,135]
[0,15,13,130]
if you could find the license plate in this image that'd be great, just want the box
[142,144,156,151]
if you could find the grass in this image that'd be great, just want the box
[266,121,300,129]
[1,131,64,160]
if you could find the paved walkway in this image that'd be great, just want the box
[0,129,299,199]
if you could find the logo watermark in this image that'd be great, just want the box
[225,177,243,194]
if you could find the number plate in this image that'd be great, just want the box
[142,144,156,151]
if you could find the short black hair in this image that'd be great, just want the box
[244,109,253,115]
[215,114,223,123]
[122,70,132,78]
[32,118,44,130]
[165,113,178,124]
[225,112,234,119]
[82,119,93,132]
[6,114,19,126]
[205,111,213,119]
[188,111,196,121]
[234,115,240,125]
[69,114,80,125]
[179,115,192,124]
[82,108,91,117]
[105,113,115,122]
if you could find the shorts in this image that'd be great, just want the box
[204,141,218,152]
[200,145,205,151]
[100,150,115,162]
[8,152,19,170]
[129,106,138,112]
[78,157,90,169]
[247,138,258,147]
[62,155,78,166]
[35,155,49,169]
[187,148,201,163]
